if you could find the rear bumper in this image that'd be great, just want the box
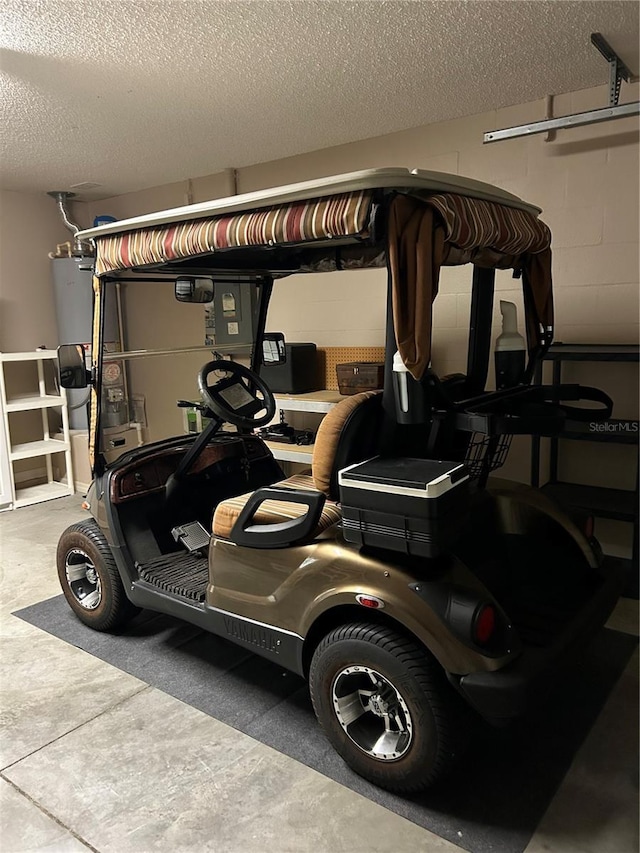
[451,564,625,724]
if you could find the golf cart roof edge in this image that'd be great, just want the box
[77,167,542,241]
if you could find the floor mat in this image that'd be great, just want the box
[14,596,637,853]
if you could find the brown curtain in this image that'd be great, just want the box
[387,194,554,379]
[522,248,554,352]
[387,195,445,380]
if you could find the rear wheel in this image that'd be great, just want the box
[309,623,462,793]
[57,520,139,632]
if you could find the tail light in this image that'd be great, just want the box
[473,603,496,646]
[411,583,509,654]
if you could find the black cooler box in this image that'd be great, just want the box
[339,457,470,558]
[261,342,318,393]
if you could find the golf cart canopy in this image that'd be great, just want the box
[78,167,553,379]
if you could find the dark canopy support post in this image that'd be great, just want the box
[251,276,274,374]
[466,266,496,397]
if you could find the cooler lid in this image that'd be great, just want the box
[338,457,468,498]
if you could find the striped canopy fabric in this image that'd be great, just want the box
[424,193,551,256]
[94,190,374,275]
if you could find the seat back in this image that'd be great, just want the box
[312,391,383,500]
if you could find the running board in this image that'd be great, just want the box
[137,552,209,602]
[127,574,305,677]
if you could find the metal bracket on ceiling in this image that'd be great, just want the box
[483,32,639,144]
[590,32,633,107]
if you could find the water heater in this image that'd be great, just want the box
[51,256,120,429]
[50,257,92,429]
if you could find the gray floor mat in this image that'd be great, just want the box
[14,595,638,853]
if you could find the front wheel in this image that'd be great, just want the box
[309,623,462,793]
[57,520,139,632]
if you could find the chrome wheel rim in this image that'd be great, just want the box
[331,666,413,761]
[65,549,101,610]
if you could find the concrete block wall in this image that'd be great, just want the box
[80,82,638,508]
[83,83,639,372]
[255,84,639,380]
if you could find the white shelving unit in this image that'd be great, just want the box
[263,440,315,464]
[273,390,343,414]
[0,350,74,509]
[267,390,344,463]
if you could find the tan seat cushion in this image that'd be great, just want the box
[212,473,341,540]
[311,390,381,495]
[213,391,381,541]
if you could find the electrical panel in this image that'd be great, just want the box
[208,282,258,348]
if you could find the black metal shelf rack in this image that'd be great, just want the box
[531,343,639,597]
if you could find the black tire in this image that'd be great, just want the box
[56,520,139,632]
[309,622,461,793]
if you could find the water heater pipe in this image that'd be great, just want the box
[47,191,91,255]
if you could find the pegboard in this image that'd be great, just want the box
[317,347,386,390]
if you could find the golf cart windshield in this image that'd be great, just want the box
[75,168,553,474]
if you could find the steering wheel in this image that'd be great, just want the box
[198,360,276,429]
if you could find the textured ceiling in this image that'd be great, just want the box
[1,1,638,199]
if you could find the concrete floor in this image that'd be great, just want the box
[0,495,637,853]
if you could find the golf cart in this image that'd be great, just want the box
[56,168,622,793]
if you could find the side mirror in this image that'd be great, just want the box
[175,277,214,303]
[58,344,91,389]
[262,332,287,365]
